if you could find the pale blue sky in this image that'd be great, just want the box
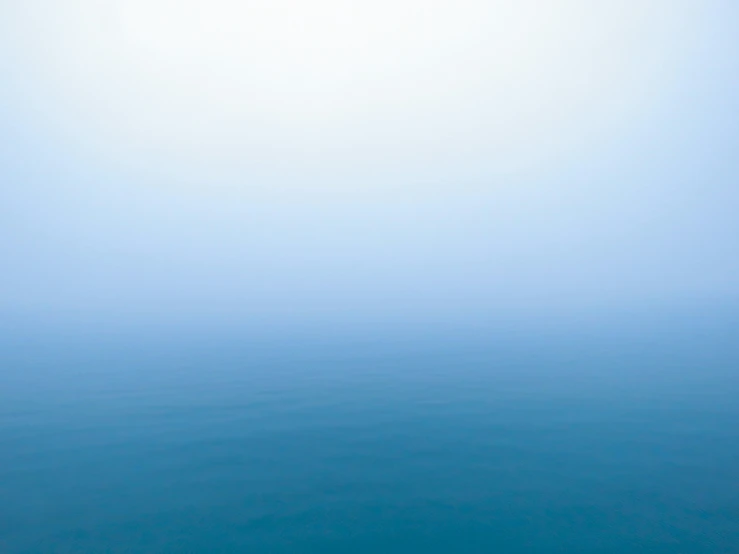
[1,1,737,333]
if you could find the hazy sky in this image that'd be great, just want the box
[1,0,738,333]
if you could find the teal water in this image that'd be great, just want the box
[1,321,738,553]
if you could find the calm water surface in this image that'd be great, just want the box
[1,321,738,553]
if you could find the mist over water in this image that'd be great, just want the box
[2,1,739,552]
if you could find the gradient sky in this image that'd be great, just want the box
[1,0,738,333]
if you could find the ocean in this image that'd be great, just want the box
[1,316,738,553]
